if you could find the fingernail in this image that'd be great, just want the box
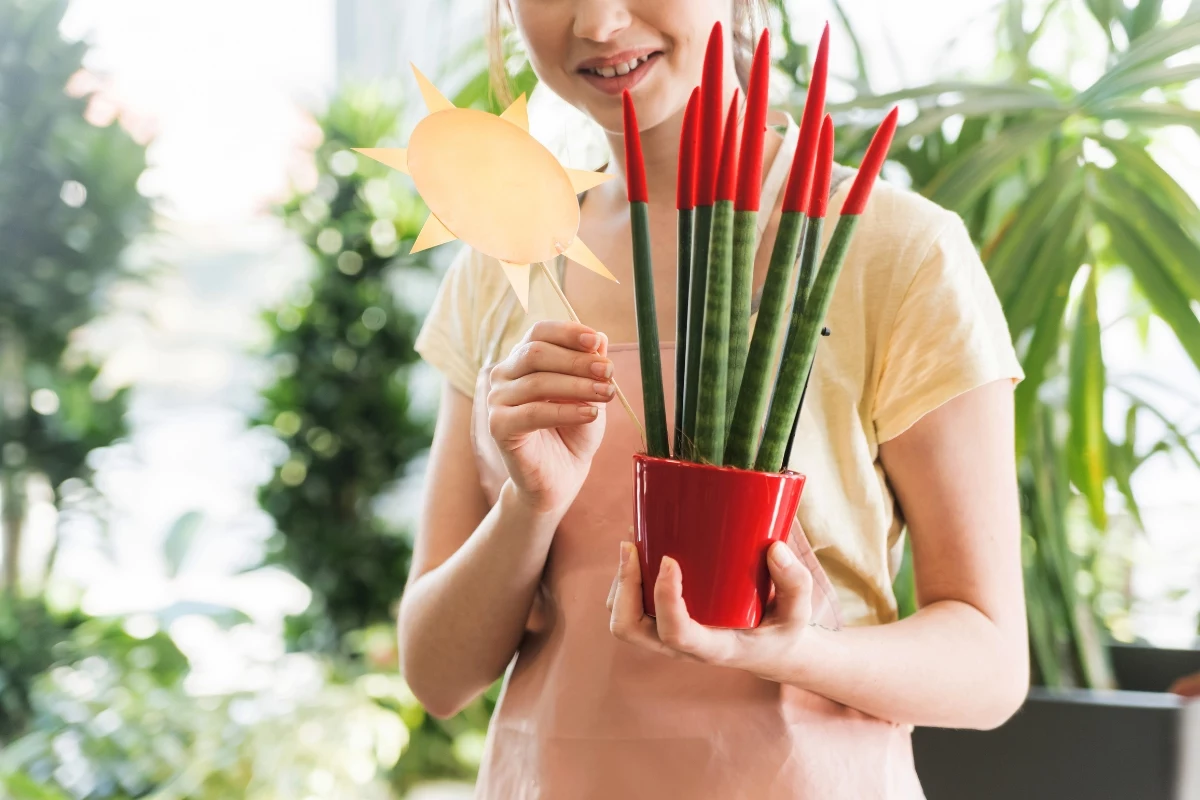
[581,405,599,419]
[593,382,615,397]
[620,542,631,565]
[590,360,613,379]
[580,333,599,351]
[771,543,797,568]
[660,556,674,577]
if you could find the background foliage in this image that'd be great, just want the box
[0,0,147,598]
[798,0,1200,687]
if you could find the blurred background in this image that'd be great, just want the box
[1,0,1198,797]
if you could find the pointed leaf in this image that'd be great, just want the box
[1097,203,1200,370]
[1099,135,1200,242]
[985,151,1082,302]
[1082,63,1200,108]
[1107,405,1146,529]
[1096,171,1200,301]
[1067,269,1108,529]
[1092,101,1200,129]
[1003,193,1086,334]
[1128,0,1165,41]
[926,116,1069,210]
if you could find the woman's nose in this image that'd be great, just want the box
[572,0,633,42]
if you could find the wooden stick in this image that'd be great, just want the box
[537,260,647,448]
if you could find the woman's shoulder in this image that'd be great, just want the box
[832,173,967,268]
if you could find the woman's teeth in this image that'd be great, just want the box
[588,54,652,78]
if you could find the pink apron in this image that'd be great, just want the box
[468,342,926,799]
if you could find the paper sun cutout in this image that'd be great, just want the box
[354,66,618,310]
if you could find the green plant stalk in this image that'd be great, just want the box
[681,203,714,457]
[756,215,860,472]
[630,201,670,458]
[673,208,694,458]
[724,211,806,468]
[726,209,758,432]
[795,216,825,309]
[695,199,735,463]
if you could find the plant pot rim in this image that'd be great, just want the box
[633,452,806,482]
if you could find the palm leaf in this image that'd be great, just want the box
[925,115,1069,209]
[1096,203,1200,370]
[1067,268,1108,529]
[1092,101,1200,128]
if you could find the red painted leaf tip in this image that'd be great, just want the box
[716,89,740,203]
[622,90,649,204]
[697,21,725,206]
[808,115,835,219]
[842,106,899,216]
[677,88,701,210]
[781,23,829,213]
[735,28,771,211]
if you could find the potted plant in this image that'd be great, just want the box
[622,22,898,628]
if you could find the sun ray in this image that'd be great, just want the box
[352,147,408,174]
[411,64,454,112]
[499,262,532,310]
[499,94,529,132]
[565,168,616,194]
[410,213,458,254]
[559,238,618,283]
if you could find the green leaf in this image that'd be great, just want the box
[1096,203,1200,370]
[1099,135,1200,242]
[1014,253,1075,450]
[1096,171,1200,302]
[1067,268,1108,529]
[985,151,1082,303]
[163,511,203,579]
[1088,13,1200,87]
[894,93,1066,143]
[1107,405,1145,529]
[1092,101,1200,129]
[1086,0,1120,30]
[1082,63,1200,108]
[925,116,1069,210]
[1004,193,1086,334]
[1127,0,1165,41]
[838,81,1059,112]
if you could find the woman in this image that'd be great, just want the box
[400,1,1029,797]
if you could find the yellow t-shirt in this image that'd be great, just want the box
[413,129,1023,628]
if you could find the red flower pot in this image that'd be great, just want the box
[632,454,806,629]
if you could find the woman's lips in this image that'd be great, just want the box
[579,53,662,96]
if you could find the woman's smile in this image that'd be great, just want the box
[576,49,665,95]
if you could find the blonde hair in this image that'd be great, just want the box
[487,0,770,107]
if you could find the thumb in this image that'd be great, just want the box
[765,541,813,625]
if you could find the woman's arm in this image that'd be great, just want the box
[609,379,1029,730]
[397,384,560,719]
[400,321,615,719]
[782,377,1029,728]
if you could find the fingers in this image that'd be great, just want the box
[520,320,605,353]
[499,339,614,382]
[609,543,674,656]
[652,558,729,663]
[489,372,616,407]
[488,401,600,440]
[764,542,813,625]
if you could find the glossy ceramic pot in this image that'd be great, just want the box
[632,454,806,629]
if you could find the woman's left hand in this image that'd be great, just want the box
[606,540,814,679]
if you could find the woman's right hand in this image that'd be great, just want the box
[486,321,615,516]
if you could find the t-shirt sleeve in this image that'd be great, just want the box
[413,245,488,399]
[872,213,1025,443]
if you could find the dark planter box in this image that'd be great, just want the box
[914,646,1200,800]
